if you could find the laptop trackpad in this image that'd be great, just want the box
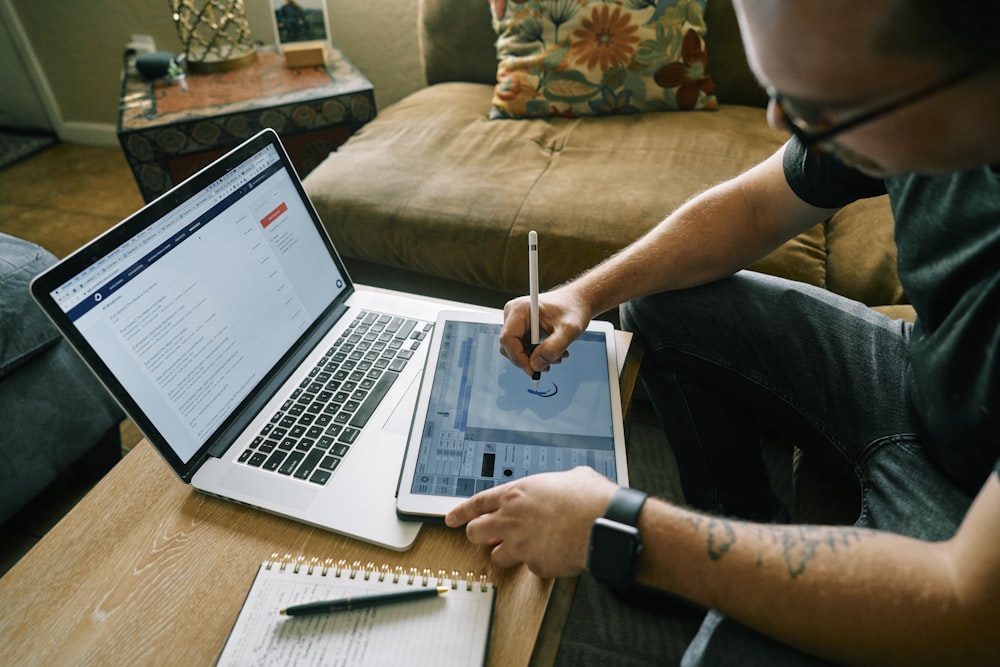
[216,465,320,510]
[382,371,422,436]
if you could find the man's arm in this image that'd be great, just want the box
[500,144,838,375]
[643,473,1000,666]
[447,467,1000,666]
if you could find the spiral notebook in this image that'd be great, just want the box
[217,555,496,666]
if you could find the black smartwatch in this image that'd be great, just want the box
[587,487,648,589]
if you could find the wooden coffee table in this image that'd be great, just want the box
[0,292,641,666]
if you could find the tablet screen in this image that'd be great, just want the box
[409,319,618,498]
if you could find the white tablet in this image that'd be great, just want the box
[396,310,629,519]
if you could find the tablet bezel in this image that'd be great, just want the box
[395,309,629,519]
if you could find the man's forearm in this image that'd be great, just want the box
[637,500,979,666]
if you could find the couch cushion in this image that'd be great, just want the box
[825,195,906,306]
[304,82,793,295]
[750,222,827,290]
[418,0,770,111]
[0,233,61,380]
[488,0,717,119]
[421,0,498,86]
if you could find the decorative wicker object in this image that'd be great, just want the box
[169,0,257,73]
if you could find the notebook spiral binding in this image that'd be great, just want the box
[266,553,491,592]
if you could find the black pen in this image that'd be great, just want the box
[279,586,449,616]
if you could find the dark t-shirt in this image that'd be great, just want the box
[783,139,1000,495]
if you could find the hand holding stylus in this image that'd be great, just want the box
[499,237,588,377]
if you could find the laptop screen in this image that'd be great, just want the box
[44,139,348,465]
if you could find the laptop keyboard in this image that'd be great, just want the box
[236,310,432,485]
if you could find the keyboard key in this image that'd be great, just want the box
[278,451,304,475]
[309,469,331,485]
[349,371,399,428]
[263,451,286,471]
[294,450,324,479]
[395,319,416,339]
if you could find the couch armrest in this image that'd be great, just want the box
[0,233,61,380]
[419,0,497,86]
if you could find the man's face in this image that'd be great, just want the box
[734,0,995,176]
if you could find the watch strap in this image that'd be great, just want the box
[604,487,648,526]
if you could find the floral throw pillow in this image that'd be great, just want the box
[488,0,717,119]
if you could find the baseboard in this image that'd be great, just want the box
[2,0,120,149]
[57,122,119,147]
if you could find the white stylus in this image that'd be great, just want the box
[528,230,540,391]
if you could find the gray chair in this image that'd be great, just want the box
[0,233,124,525]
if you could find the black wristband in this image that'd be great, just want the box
[587,487,648,589]
[603,487,648,525]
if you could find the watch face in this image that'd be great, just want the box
[588,517,641,586]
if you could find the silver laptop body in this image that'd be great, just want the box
[31,129,435,550]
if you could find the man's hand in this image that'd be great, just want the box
[499,286,592,378]
[445,467,618,578]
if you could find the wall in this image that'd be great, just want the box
[4,0,421,146]
[0,4,52,131]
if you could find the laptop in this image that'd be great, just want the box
[30,129,440,551]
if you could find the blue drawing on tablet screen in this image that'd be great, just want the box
[487,337,609,432]
[527,382,558,397]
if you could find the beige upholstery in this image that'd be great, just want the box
[304,0,910,317]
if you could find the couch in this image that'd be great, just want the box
[302,1,915,661]
[0,233,124,526]
[304,0,911,320]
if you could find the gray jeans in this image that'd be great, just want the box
[620,271,974,665]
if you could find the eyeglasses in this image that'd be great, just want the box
[768,54,998,148]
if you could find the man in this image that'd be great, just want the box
[445,1,1000,664]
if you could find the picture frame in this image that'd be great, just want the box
[271,0,331,49]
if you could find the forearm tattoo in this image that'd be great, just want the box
[683,513,873,578]
[778,525,869,578]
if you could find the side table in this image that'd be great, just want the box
[118,46,374,202]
